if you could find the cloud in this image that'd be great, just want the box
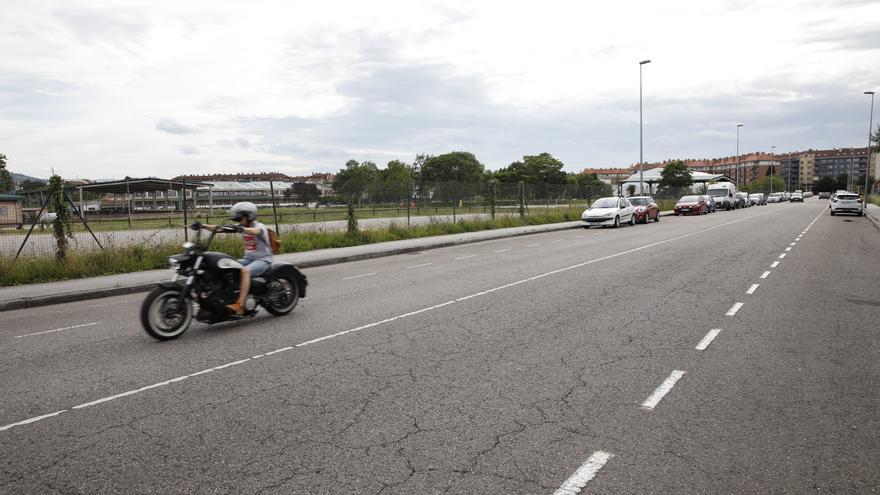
[179,145,200,155]
[156,118,199,134]
[234,137,251,147]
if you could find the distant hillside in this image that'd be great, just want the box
[11,173,47,185]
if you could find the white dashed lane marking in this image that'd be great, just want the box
[15,322,101,339]
[554,451,614,495]
[695,329,722,351]
[405,263,433,269]
[726,302,744,316]
[454,255,476,260]
[760,271,771,279]
[493,249,512,253]
[747,284,760,295]
[778,253,787,259]
[641,370,687,410]
[771,261,780,268]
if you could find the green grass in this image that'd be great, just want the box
[0,209,582,286]
[2,202,591,235]
[868,195,880,207]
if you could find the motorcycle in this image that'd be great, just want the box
[140,222,307,340]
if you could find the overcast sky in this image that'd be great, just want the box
[1,0,878,180]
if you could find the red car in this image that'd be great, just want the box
[628,196,660,223]
[674,195,708,216]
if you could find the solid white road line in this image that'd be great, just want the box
[726,302,744,316]
[760,271,771,279]
[15,322,101,339]
[405,263,433,269]
[0,410,67,431]
[342,272,376,281]
[778,253,787,259]
[747,284,760,295]
[0,208,782,433]
[641,370,686,410]
[527,243,541,247]
[771,261,780,268]
[695,329,722,351]
[454,255,476,260]
[554,451,614,495]
[493,249,512,253]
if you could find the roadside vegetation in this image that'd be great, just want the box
[0,209,582,286]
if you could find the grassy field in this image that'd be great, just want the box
[3,201,592,235]
[0,208,582,286]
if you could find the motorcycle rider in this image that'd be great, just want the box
[200,202,273,316]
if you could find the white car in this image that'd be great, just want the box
[767,192,783,203]
[830,193,863,216]
[790,191,804,202]
[582,197,636,228]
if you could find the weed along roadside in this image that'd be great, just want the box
[1,209,583,287]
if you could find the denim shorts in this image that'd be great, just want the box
[239,258,271,277]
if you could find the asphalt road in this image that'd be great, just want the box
[1,199,877,494]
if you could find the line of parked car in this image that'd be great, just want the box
[580,184,819,228]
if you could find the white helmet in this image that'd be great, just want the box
[229,201,258,222]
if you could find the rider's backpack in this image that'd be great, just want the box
[265,228,281,254]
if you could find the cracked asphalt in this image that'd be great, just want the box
[1,199,878,494]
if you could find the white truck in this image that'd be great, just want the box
[706,183,737,211]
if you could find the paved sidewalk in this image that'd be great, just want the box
[0,220,587,311]
[865,203,880,231]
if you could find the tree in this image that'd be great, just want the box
[332,160,380,205]
[284,183,320,203]
[572,172,612,200]
[18,179,45,191]
[420,151,485,184]
[834,173,848,192]
[381,160,414,203]
[743,175,786,195]
[0,153,14,193]
[494,153,568,184]
[814,176,835,193]
[658,160,693,196]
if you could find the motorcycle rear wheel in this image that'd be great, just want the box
[141,287,193,340]
[264,276,300,316]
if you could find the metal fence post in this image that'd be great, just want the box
[269,180,280,233]
[182,176,188,241]
[518,181,525,219]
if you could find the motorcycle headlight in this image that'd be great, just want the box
[169,257,180,270]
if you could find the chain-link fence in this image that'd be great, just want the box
[2,181,614,257]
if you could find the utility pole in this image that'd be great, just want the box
[638,59,651,195]
[770,145,776,196]
[736,124,744,188]
[865,91,875,200]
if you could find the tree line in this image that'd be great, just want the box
[328,151,612,205]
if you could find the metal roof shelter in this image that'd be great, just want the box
[77,177,209,193]
[620,167,732,194]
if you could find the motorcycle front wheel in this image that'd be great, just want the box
[141,287,193,340]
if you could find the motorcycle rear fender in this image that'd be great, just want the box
[264,262,308,298]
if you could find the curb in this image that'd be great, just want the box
[0,221,586,312]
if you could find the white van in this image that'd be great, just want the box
[706,183,737,211]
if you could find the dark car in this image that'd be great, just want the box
[628,196,660,223]
[674,195,708,216]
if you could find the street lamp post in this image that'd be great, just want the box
[736,124,744,188]
[770,145,776,196]
[639,59,651,195]
[865,91,875,201]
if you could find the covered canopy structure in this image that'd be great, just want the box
[18,177,211,213]
[619,168,732,195]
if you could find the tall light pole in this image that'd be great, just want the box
[770,145,776,196]
[865,91,875,201]
[736,124,744,188]
[639,59,651,195]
